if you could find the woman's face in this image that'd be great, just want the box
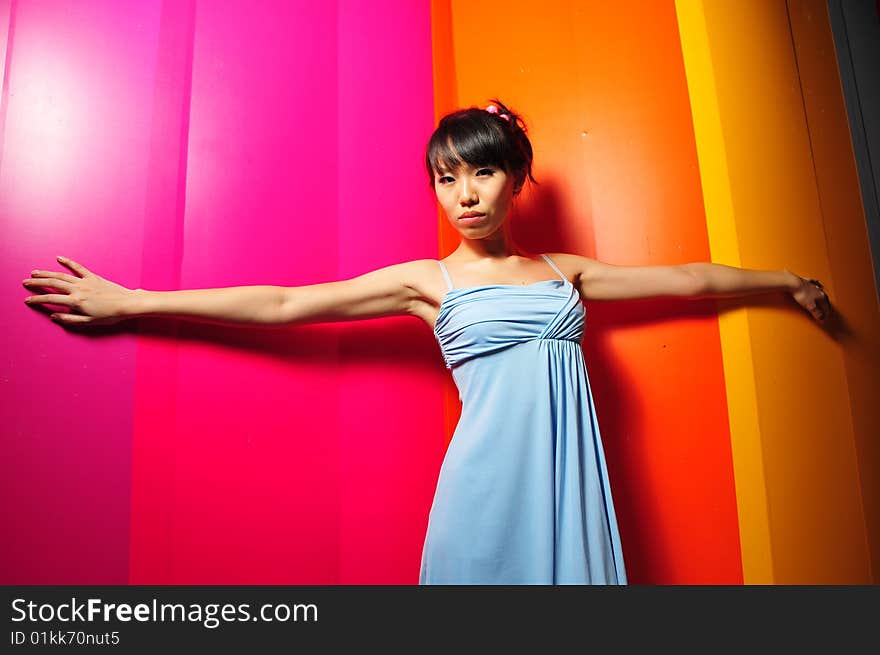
[433,162,515,238]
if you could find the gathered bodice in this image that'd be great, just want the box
[433,256,586,369]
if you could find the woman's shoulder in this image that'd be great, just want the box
[404,257,446,271]
[350,258,443,292]
[388,258,447,289]
[542,252,596,282]
[542,251,582,261]
[373,257,444,271]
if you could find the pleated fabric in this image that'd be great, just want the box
[419,254,627,585]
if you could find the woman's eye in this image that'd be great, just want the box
[477,168,494,175]
[438,176,452,184]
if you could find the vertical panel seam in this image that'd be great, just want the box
[0,0,19,178]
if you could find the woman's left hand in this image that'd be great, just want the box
[790,273,832,324]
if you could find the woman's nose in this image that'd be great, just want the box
[458,180,477,205]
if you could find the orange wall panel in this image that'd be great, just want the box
[438,0,742,583]
[789,0,880,583]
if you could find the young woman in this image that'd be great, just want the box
[22,99,831,585]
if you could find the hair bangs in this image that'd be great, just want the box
[426,116,508,182]
[425,99,537,194]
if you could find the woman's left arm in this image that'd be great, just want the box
[559,254,832,324]
[683,262,831,324]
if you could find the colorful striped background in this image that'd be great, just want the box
[2,0,877,584]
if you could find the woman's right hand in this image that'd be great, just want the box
[23,256,135,326]
[789,272,832,325]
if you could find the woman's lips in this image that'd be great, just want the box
[458,213,485,225]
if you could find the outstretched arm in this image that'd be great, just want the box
[686,262,831,323]
[276,261,426,325]
[555,254,831,324]
[23,256,427,327]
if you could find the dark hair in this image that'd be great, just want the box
[425,98,538,196]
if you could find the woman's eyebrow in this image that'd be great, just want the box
[436,164,480,174]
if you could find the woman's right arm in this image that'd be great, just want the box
[130,285,290,326]
[276,260,430,325]
[135,260,430,326]
[24,256,431,327]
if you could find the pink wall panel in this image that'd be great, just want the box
[127,0,197,584]
[4,0,441,584]
[2,0,163,583]
[133,0,351,585]
[336,1,443,583]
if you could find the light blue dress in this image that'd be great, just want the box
[419,254,627,585]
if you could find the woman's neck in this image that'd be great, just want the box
[451,222,528,261]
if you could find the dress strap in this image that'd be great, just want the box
[540,254,568,283]
[438,260,454,291]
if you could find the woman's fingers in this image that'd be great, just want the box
[56,256,91,278]
[30,270,79,283]
[51,312,122,326]
[50,312,94,325]
[815,293,832,323]
[23,277,74,291]
[24,292,73,307]
[25,256,88,285]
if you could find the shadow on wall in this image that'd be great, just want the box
[511,174,588,257]
[25,305,444,374]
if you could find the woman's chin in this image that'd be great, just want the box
[452,222,501,237]
[457,227,490,238]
